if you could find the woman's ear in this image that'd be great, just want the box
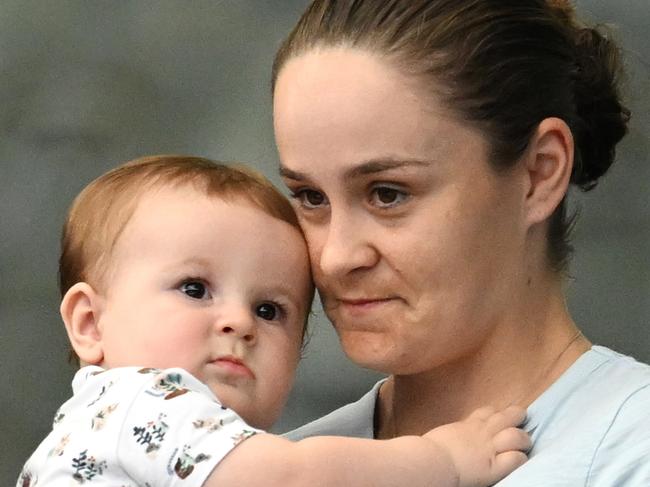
[60,282,105,365]
[523,117,574,226]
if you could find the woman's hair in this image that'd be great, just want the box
[272,0,631,272]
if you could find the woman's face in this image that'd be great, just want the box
[274,48,530,374]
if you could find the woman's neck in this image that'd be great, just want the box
[375,283,591,439]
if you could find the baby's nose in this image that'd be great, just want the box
[216,307,256,344]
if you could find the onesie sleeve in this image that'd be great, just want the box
[118,368,262,487]
[586,383,650,486]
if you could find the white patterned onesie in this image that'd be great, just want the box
[17,366,260,486]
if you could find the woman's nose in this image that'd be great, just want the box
[216,306,257,344]
[317,210,379,278]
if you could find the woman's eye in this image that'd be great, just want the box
[291,189,328,209]
[255,302,281,321]
[370,186,408,208]
[180,281,209,300]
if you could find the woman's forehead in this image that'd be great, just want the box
[275,54,488,182]
[274,48,426,118]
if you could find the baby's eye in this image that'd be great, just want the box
[180,280,209,300]
[370,186,408,208]
[290,189,328,209]
[255,302,281,321]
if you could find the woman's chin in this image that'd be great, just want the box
[337,331,407,374]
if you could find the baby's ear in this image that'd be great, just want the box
[60,282,105,365]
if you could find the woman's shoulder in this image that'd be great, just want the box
[533,345,649,411]
[529,345,649,426]
[569,346,650,485]
[582,345,650,438]
[284,379,385,440]
[586,345,650,392]
[498,346,650,486]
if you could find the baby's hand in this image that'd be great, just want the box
[424,406,530,487]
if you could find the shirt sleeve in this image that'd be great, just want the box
[118,368,262,487]
[587,384,650,486]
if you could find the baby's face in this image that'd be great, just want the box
[95,186,312,429]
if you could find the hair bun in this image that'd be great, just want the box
[570,26,631,191]
[546,0,576,23]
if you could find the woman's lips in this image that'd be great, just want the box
[338,297,398,314]
[211,356,255,378]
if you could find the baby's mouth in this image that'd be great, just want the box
[211,355,255,379]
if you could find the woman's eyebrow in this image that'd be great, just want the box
[279,158,431,181]
[347,158,431,177]
[278,165,305,181]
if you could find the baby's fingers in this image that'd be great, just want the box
[493,426,532,453]
[492,450,528,481]
[466,406,497,421]
[487,405,527,431]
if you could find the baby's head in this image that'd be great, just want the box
[60,155,314,428]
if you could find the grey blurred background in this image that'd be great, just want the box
[1,0,648,483]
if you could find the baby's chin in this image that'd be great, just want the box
[224,399,276,431]
[243,412,275,431]
[201,383,274,430]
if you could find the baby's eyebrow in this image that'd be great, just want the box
[180,257,212,268]
[267,286,300,302]
[263,284,310,310]
[162,257,213,274]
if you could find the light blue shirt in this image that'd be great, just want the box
[287,346,650,486]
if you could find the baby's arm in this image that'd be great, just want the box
[207,405,530,487]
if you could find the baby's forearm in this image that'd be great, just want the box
[206,433,458,487]
[293,434,458,486]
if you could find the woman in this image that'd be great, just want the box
[271,0,649,485]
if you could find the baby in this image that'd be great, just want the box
[17,155,530,487]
